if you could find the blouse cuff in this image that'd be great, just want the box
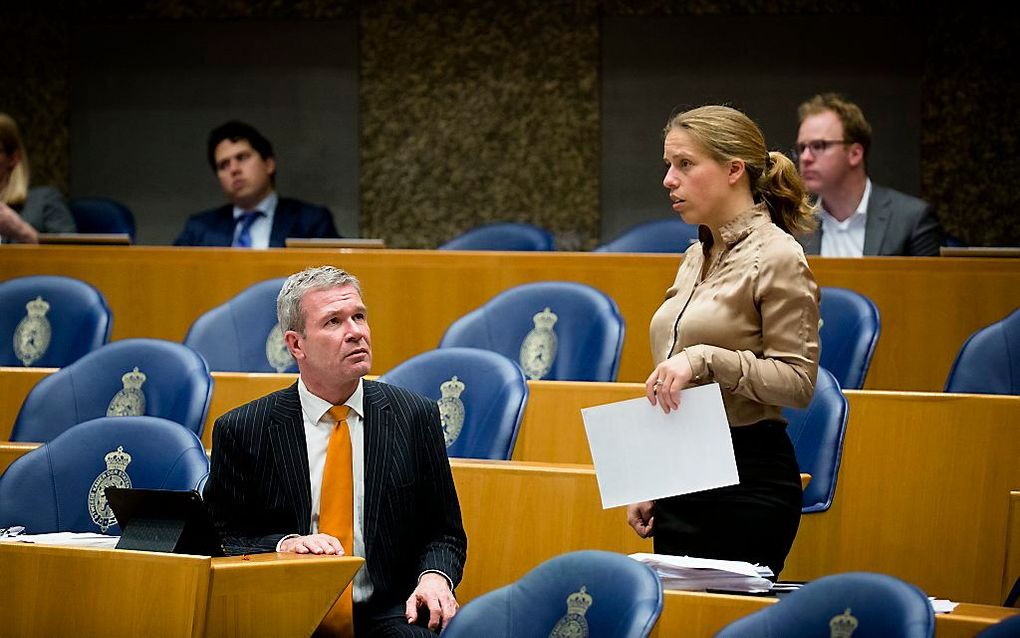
[682,346,710,383]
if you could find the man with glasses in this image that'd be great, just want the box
[793,93,941,256]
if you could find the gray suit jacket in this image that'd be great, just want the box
[10,186,76,237]
[798,183,941,256]
[204,380,467,608]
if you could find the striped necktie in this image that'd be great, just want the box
[316,405,355,638]
[233,210,263,247]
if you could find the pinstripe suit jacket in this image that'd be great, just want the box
[203,380,467,606]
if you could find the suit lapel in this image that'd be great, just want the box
[211,206,238,246]
[864,185,893,256]
[268,383,312,534]
[361,380,393,564]
[269,198,294,247]
[801,222,823,255]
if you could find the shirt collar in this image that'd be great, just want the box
[297,376,364,425]
[818,178,871,226]
[232,191,279,220]
[711,202,772,248]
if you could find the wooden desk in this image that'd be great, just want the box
[0,543,362,637]
[651,590,1019,638]
[452,385,1020,607]
[1,246,1017,391]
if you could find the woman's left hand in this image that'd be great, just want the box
[645,352,694,414]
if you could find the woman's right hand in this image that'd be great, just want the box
[627,500,655,538]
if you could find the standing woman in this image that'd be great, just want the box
[627,105,820,578]
[0,113,76,243]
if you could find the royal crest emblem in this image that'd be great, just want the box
[548,585,593,638]
[829,608,859,638]
[519,307,558,380]
[437,376,466,447]
[88,446,133,533]
[13,296,52,366]
[265,323,294,372]
[107,367,147,416]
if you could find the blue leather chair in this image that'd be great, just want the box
[0,275,112,367]
[379,347,528,460]
[783,367,848,513]
[0,416,208,535]
[439,222,555,251]
[10,338,212,443]
[977,614,1020,637]
[184,278,296,373]
[945,308,1020,395]
[443,550,663,638]
[440,281,625,382]
[819,287,880,390]
[716,572,934,638]
[67,196,137,241]
[594,218,700,253]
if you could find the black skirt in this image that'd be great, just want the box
[652,419,803,578]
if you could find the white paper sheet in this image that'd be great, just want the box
[0,532,120,548]
[582,383,738,508]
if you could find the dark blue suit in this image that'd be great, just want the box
[173,196,340,247]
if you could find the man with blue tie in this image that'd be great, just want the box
[174,121,341,247]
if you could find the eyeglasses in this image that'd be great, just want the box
[791,139,852,160]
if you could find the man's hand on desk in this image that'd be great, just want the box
[279,533,345,555]
[405,572,458,631]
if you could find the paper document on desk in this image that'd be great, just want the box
[630,553,774,593]
[0,532,120,548]
[582,383,737,509]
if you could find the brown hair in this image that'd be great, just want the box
[0,113,29,206]
[798,93,872,161]
[664,105,815,235]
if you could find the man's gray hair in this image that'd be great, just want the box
[277,266,362,333]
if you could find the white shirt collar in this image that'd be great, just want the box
[819,178,871,229]
[297,376,364,424]
[232,191,279,220]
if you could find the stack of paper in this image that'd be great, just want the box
[630,553,774,593]
[0,532,120,548]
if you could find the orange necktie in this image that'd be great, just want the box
[316,405,355,638]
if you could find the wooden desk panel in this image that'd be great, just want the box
[0,543,362,638]
[650,591,1019,638]
[2,246,1017,391]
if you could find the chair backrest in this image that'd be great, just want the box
[378,347,528,460]
[594,218,700,253]
[819,287,880,390]
[439,281,625,382]
[443,550,663,638]
[782,367,848,513]
[976,614,1020,637]
[67,196,137,241]
[184,278,296,373]
[0,416,209,535]
[439,222,555,251]
[0,275,112,367]
[945,308,1020,395]
[716,572,934,638]
[10,338,212,442]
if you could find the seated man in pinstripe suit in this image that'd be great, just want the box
[204,266,467,637]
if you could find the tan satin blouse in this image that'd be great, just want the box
[649,204,820,427]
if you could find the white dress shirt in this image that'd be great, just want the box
[819,179,872,258]
[294,376,374,603]
[231,191,278,249]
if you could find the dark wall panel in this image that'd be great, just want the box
[70,21,358,244]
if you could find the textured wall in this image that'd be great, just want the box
[7,2,1019,247]
[360,1,600,249]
